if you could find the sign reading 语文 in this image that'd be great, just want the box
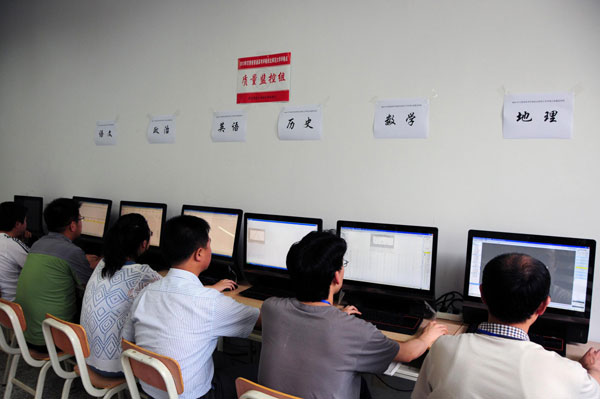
[237,52,291,104]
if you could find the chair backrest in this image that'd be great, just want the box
[44,313,90,357]
[0,298,47,366]
[235,377,302,399]
[0,298,26,332]
[121,339,184,396]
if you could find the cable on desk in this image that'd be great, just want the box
[435,291,463,313]
[373,374,413,392]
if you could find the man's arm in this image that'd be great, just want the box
[580,347,600,385]
[394,321,448,362]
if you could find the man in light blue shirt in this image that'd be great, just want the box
[123,215,260,399]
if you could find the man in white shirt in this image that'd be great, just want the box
[0,202,30,301]
[123,215,260,399]
[413,253,600,398]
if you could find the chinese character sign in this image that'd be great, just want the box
[278,105,322,141]
[147,115,176,144]
[211,110,247,142]
[503,92,574,139]
[94,120,117,146]
[374,99,429,139]
[237,52,291,104]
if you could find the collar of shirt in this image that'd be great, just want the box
[47,231,73,243]
[476,322,529,341]
[166,267,201,283]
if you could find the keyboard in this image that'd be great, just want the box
[239,286,294,301]
[357,308,422,335]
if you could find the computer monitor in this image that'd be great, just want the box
[337,220,438,302]
[13,195,44,236]
[463,229,596,343]
[73,196,112,240]
[119,201,167,247]
[181,204,242,264]
[244,213,322,281]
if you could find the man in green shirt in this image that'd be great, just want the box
[15,198,96,352]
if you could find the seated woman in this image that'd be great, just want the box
[80,213,161,377]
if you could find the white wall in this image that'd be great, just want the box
[2,0,600,340]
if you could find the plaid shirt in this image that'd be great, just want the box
[477,322,529,341]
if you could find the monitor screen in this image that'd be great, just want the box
[14,195,43,235]
[119,201,167,247]
[73,196,112,239]
[181,205,242,259]
[464,230,595,316]
[245,213,322,273]
[337,220,438,300]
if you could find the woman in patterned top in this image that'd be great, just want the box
[80,213,162,377]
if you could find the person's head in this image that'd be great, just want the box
[44,198,82,238]
[161,215,211,270]
[286,230,347,302]
[0,202,27,236]
[102,213,151,279]
[481,253,551,324]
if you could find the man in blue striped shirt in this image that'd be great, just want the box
[123,215,260,399]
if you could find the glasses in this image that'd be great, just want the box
[77,216,85,222]
[342,259,349,268]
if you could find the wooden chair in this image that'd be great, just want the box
[0,298,71,399]
[235,377,302,399]
[120,339,184,399]
[41,314,127,399]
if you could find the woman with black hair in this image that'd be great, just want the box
[80,213,161,377]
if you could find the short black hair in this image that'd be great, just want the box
[161,215,210,267]
[0,202,27,231]
[102,213,151,278]
[481,253,551,324]
[43,198,80,233]
[286,230,347,302]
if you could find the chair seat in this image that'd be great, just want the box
[29,348,66,361]
[74,364,126,389]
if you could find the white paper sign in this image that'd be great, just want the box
[211,110,247,142]
[278,105,322,141]
[374,98,429,139]
[147,115,176,144]
[94,120,117,146]
[503,92,574,139]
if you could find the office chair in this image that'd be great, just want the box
[235,377,302,399]
[0,298,71,399]
[120,338,184,399]
[41,314,127,399]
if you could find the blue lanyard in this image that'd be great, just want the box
[476,329,525,341]
[320,300,332,305]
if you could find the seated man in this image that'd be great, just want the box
[15,198,94,351]
[123,215,260,399]
[0,201,30,301]
[413,253,600,398]
[258,231,447,399]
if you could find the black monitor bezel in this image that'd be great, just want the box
[13,195,44,235]
[181,204,243,264]
[463,229,596,321]
[336,220,438,302]
[243,212,323,281]
[119,201,167,248]
[73,196,112,240]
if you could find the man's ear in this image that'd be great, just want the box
[332,269,342,286]
[479,285,487,305]
[193,247,203,262]
[535,296,551,316]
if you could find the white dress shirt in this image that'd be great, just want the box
[0,233,28,301]
[123,268,260,399]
